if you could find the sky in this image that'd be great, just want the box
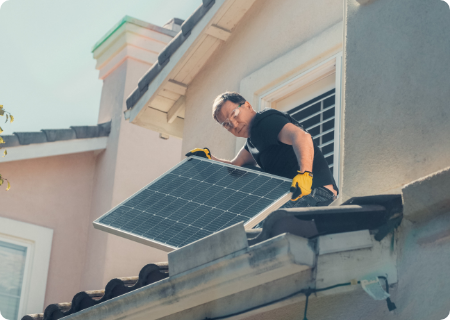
[0,0,201,135]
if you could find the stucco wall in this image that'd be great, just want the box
[182,0,344,160]
[0,152,96,307]
[82,58,182,291]
[244,211,450,320]
[341,0,450,199]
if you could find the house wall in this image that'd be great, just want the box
[0,152,96,307]
[244,209,450,320]
[182,0,344,160]
[82,58,182,291]
[341,0,450,199]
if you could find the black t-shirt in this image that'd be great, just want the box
[244,109,338,193]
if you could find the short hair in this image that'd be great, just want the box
[212,92,246,122]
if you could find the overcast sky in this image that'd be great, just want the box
[0,0,201,135]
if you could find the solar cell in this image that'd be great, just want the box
[94,156,291,251]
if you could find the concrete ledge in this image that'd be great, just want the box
[62,233,313,320]
[168,222,248,276]
[318,230,372,255]
[402,166,450,223]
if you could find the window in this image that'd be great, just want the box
[258,54,342,185]
[0,217,53,320]
[287,89,336,175]
[0,240,28,320]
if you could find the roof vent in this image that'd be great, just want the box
[162,18,184,33]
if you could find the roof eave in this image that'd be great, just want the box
[60,232,314,320]
[126,0,225,124]
[125,0,258,137]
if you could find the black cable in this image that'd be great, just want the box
[203,277,396,320]
[378,276,397,311]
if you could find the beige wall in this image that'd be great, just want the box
[341,0,450,199]
[0,152,96,306]
[182,0,343,160]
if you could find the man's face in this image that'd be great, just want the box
[216,101,255,138]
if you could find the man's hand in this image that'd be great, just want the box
[185,147,212,159]
[290,171,313,201]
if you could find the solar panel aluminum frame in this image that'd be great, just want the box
[93,156,292,252]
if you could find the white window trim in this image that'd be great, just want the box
[0,217,53,319]
[257,53,343,186]
[238,21,343,186]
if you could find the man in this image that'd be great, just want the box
[186,92,338,208]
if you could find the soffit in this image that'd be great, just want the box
[125,0,258,138]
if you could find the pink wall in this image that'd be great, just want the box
[0,22,183,312]
[0,151,96,306]
[82,59,182,290]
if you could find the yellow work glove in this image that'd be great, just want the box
[290,171,313,201]
[185,147,212,159]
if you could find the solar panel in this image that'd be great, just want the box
[93,156,292,252]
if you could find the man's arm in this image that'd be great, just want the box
[277,123,314,172]
[211,145,257,167]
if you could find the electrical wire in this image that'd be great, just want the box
[203,277,395,320]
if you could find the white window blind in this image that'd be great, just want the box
[0,240,27,320]
[287,88,336,175]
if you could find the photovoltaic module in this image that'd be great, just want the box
[94,156,291,251]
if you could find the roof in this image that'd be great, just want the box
[125,0,216,111]
[22,195,403,320]
[22,263,168,320]
[1,121,111,148]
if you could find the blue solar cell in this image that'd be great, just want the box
[99,206,131,225]
[239,175,272,194]
[133,214,164,236]
[204,211,237,232]
[147,174,177,191]
[215,191,248,210]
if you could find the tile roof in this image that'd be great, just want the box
[22,262,168,320]
[1,121,111,148]
[125,0,216,110]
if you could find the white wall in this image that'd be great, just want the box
[341,0,450,199]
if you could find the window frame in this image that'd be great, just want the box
[257,53,343,186]
[0,217,53,319]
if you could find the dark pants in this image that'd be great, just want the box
[253,187,337,229]
[280,186,337,209]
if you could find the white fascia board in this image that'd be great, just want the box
[0,137,107,163]
[61,233,314,320]
[128,0,228,123]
